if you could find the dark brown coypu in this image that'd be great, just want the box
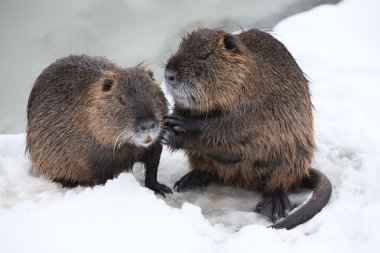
[161,28,332,229]
[26,55,172,197]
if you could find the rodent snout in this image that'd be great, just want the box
[164,69,179,86]
[137,120,159,133]
[134,119,160,147]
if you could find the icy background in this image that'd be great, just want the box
[0,0,339,133]
[1,0,380,252]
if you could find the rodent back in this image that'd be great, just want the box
[165,28,315,169]
[27,55,117,123]
[165,28,312,122]
[27,55,168,148]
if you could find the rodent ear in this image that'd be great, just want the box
[223,34,237,52]
[100,70,116,92]
[102,78,113,92]
[146,69,154,80]
[137,62,155,80]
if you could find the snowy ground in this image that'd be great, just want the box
[1,0,380,252]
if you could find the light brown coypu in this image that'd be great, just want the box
[161,28,332,229]
[26,55,172,197]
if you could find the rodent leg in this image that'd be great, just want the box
[255,191,293,223]
[140,143,173,197]
[160,127,243,164]
[173,171,212,192]
[160,127,243,163]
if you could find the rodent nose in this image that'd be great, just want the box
[164,69,178,85]
[138,120,158,132]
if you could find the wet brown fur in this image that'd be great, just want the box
[27,55,168,186]
[166,28,315,193]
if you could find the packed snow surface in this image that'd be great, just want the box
[1,0,379,252]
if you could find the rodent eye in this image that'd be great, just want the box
[102,79,113,92]
[198,51,212,60]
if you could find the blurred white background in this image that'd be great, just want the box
[0,0,339,134]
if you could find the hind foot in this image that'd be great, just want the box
[255,191,294,223]
[174,171,212,192]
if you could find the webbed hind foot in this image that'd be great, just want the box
[255,191,294,223]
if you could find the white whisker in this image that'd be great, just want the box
[113,129,134,161]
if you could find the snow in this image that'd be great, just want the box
[1,0,380,252]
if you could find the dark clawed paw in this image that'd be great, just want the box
[159,127,175,146]
[164,114,201,134]
[254,191,293,223]
[164,114,186,132]
[146,181,173,198]
[174,171,212,192]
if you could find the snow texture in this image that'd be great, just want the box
[1,0,380,252]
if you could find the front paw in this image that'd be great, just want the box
[159,127,175,146]
[145,180,173,198]
[164,114,200,133]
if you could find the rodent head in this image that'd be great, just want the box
[84,66,167,148]
[165,28,254,113]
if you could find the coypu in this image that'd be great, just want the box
[26,55,172,197]
[161,28,332,229]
